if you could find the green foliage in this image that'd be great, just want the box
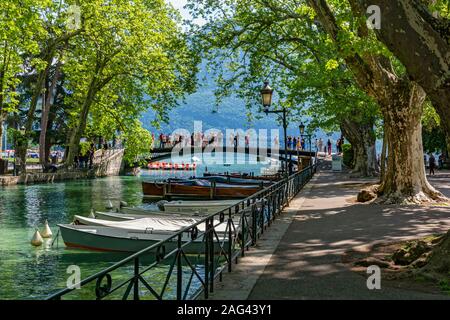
[121,121,152,166]
[79,141,91,157]
[422,102,447,154]
[1,0,200,165]
[186,0,381,134]
[342,144,353,168]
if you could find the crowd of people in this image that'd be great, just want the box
[152,132,347,156]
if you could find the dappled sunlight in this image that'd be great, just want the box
[248,167,450,299]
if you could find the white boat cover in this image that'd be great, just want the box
[75,216,229,233]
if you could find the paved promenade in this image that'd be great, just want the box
[210,163,450,300]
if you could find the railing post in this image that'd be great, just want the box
[133,257,140,300]
[204,220,210,299]
[177,234,182,300]
[209,218,214,293]
[241,208,245,257]
[252,203,257,245]
[228,208,233,272]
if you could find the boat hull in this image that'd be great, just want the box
[59,224,229,254]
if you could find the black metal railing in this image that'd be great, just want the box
[46,165,317,300]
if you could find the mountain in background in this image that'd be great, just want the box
[141,64,345,147]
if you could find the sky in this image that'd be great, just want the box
[167,0,206,25]
[168,0,189,18]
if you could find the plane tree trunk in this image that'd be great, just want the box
[377,82,445,203]
[39,62,61,169]
[341,118,378,177]
[0,114,4,154]
[356,0,450,155]
[308,0,447,203]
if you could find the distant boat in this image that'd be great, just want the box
[142,180,262,200]
[147,162,197,171]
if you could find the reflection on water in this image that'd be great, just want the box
[0,154,269,299]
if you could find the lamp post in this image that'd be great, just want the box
[260,81,289,177]
[299,122,312,167]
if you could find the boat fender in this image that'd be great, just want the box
[156,245,166,262]
[156,200,168,211]
[89,209,96,219]
[41,220,53,238]
[190,226,199,240]
[31,229,44,247]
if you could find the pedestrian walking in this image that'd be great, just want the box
[429,153,436,175]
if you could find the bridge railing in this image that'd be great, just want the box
[46,165,317,300]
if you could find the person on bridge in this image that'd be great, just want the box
[327,139,332,155]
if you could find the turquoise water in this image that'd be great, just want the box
[0,154,269,299]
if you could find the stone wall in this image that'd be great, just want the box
[0,149,125,186]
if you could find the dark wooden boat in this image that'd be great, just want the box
[203,172,281,182]
[142,180,262,200]
[168,176,273,187]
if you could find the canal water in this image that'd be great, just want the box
[0,153,272,299]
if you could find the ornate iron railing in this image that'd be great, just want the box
[46,165,317,300]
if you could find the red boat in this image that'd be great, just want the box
[147,162,197,171]
[142,180,262,199]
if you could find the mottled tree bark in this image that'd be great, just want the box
[378,82,445,203]
[308,0,446,203]
[39,62,61,168]
[0,114,4,154]
[380,127,387,180]
[357,0,450,153]
[341,119,378,176]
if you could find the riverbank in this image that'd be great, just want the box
[0,149,125,187]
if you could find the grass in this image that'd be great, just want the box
[438,279,450,295]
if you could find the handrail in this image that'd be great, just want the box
[46,164,317,300]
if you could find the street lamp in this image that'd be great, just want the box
[260,81,289,177]
[299,122,312,167]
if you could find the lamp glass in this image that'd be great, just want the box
[299,123,305,135]
[260,82,273,108]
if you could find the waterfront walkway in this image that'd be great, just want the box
[210,163,450,300]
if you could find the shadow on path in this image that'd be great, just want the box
[249,168,450,300]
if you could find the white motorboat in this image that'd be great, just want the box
[93,211,204,222]
[58,224,230,253]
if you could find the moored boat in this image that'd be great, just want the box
[147,162,197,171]
[203,172,281,181]
[171,176,273,187]
[142,180,262,200]
[161,199,240,214]
[58,224,229,253]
